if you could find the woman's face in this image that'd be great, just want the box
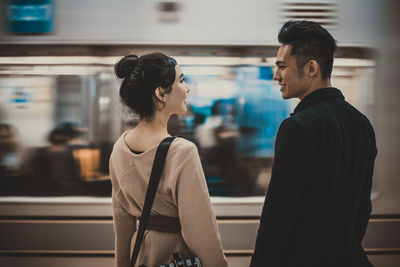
[164,65,190,115]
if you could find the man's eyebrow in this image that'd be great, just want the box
[179,73,184,79]
[275,61,286,65]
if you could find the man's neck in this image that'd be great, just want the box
[299,79,332,100]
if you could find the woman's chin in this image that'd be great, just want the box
[174,108,187,115]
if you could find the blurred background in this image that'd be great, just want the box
[0,0,399,266]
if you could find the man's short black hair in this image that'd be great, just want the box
[278,20,337,80]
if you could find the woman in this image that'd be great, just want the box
[110,52,228,267]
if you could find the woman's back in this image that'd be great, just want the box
[110,131,227,267]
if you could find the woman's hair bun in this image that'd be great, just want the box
[114,54,139,79]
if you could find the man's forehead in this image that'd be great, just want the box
[276,44,293,64]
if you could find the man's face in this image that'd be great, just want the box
[273,44,309,100]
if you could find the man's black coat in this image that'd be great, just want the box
[251,88,377,267]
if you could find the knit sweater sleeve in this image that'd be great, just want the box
[175,143,228,267]
[110,158,137,267]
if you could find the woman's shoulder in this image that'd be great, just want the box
[111,131,127,149]
[171,137,198,155]
[110,131,130,158]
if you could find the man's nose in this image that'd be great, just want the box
[273,71,280,81]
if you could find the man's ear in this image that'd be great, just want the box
[307,60,319,78]
[155,87,166,103]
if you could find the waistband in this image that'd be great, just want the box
[140,215,181,233]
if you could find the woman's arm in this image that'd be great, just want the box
[175,144,228,267]
[110,159,137,267]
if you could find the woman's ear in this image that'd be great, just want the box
[155,87,166,103]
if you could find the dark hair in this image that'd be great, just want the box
[0,123,13,136]
[56,121,81,139]
[278,20,337,80]
[115,52,177,119]
[48,128,70,145]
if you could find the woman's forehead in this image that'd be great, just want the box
[175,65,183,76]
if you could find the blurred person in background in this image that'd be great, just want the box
[58,121,88,148]
[0,123,20,174]
[0,123,23,194]
[251,20,377,267]
[110,52,227,267]
[30,123,83,195]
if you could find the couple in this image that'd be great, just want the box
[110,21,377,267]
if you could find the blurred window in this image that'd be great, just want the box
[0,56,376,197]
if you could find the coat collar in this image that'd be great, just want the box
[291,87,344,115]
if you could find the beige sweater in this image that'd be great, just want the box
[110,131,228,267]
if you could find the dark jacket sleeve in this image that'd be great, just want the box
[355,131,377,243]
[250,118,310,267]
[354,170,372,243]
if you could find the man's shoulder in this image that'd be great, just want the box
[286,107,318,130]
[290,97,374,137]
[292,96,364,122]
[277,116,306,137]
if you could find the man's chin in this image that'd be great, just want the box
[281,93,290,100]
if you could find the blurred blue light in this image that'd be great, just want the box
[5,0,53,34]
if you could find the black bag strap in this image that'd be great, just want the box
[130,136,176,267]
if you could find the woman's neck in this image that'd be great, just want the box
[136,111,170,137]
[125,112,172,152]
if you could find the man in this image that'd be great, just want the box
[250,20,377,267]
